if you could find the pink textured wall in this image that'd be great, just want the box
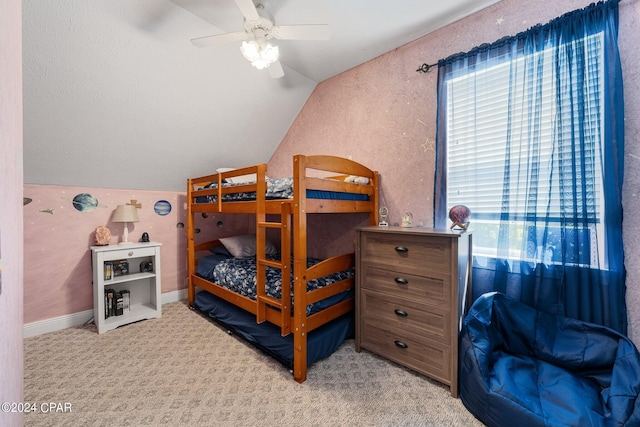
[269,0,640,344]
[23,184,253,324]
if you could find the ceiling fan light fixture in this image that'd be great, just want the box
[240,40,279,70]
[261,43,279,63]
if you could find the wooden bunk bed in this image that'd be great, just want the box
[186,154,379,383]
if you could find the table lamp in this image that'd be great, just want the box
[112,205,139,245]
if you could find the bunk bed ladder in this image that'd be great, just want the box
[256,203,292,336]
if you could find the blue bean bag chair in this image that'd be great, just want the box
[459,292,640,427]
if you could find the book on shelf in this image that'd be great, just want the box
[105,288,116,319]
[115,292,124,316]
[104,262,113,280]
[120,289,130,312]
[112,259,129,277]
[105,288,130,318]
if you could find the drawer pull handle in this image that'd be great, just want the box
[128,251,134,256]
[394,341,408,349]
[394,246,409,253]
[394,277,408,285]
[394,309,408,317]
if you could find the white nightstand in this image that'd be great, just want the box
[90,242,162,333]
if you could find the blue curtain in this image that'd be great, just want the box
[434,0,626,333]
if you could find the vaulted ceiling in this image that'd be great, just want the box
[22,0,500,191]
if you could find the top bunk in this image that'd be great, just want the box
[187,154,379,216]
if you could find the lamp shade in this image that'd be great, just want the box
[112,205,139,245]
[112,205,139,223]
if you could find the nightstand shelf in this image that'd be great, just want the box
[101,303,158,328]
[107,271,156,285]
[90,242,162,333]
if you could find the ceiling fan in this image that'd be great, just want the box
[190,0,330,78]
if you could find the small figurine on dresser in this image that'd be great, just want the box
[401,211,413,228]
[378,207,389,227]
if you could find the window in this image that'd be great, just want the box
[434,0,626,333]
[444,33,606,268]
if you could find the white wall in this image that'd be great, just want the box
[0,0,25,425]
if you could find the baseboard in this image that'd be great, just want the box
[23,309,95,339]
[23,289,188,338]
[162,288,188,305]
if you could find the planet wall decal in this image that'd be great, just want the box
[72,193,98,212]
[154,200,172,216]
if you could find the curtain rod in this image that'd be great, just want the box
[416,0,621,75]
[416,62,437,74]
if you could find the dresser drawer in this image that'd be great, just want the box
[359,322,451,385]
[100,246,157,262]
[359,232,452,276]
[360,264,450,305]
[360,289,451,343]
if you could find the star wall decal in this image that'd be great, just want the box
[421,138,435,152]
[416,119,435,152]
[496,16,505,25]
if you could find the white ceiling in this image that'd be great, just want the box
[22,0,500,191]
[175,0,501,82]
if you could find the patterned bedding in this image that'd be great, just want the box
[196,177,369,203]
[198,254,354,316]
[198,178,294,202]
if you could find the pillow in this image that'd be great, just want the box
[216,168,268,184]
[209,245,232,257]
[216,167,235,174]
[219,234,277,257]
[344,175,370,184]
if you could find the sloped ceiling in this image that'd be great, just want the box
[22,0,500,191]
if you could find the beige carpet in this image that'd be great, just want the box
[23,301,484,426]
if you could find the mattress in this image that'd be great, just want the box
[195,177,369,203]
[193,290,354,368]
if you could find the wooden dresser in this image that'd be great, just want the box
[355,226,472,397]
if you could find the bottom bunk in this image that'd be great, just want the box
[192,290,355,370]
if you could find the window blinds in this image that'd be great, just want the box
[446,33,604,223]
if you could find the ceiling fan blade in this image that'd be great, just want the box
[191,31,248,48]
[234,0,260,23]
[268,60,284,79]
[271,24,330,40]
